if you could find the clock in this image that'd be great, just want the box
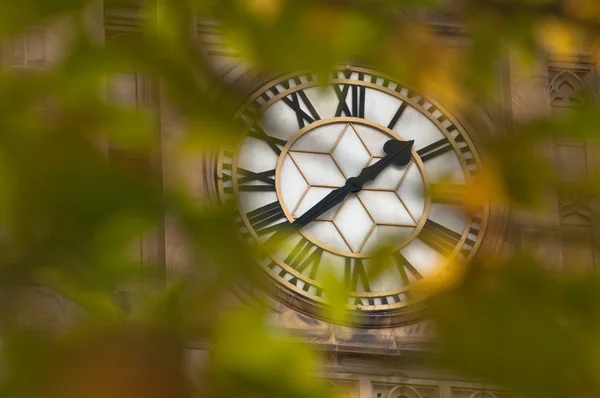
[214,66,496,327]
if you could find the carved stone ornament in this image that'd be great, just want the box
[550,70,585,108]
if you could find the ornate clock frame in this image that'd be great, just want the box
[203,65,509,328]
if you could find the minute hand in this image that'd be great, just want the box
[346,139,414,192]
[291,139,414,230]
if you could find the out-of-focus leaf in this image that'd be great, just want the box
[210,307,333,398]
[245,0,285,25]
[432,166,508,213]
[321,270,349,325]
[535,17,581,55]
[488,139,555,208]
[35,267,126,320]
[0,0,90,38]
[429,253,600,398]
[1,326,189,398]
[565,0,600,21]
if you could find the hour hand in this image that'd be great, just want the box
[265,184,351,246]
[347,139,414,192]
[267,139,413,243]
[291,184,351,229]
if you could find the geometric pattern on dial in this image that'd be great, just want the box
[278,122,427,257]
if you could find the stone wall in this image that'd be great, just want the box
[1,3,599,396]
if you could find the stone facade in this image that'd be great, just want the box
[2,2,599,397]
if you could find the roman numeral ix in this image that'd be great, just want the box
[248,124,287,155]
[223,165,276,193]
[268,81,321,129]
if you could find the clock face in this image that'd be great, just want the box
[215,67,490,326]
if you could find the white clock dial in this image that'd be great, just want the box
[215,67,490,326]
[276,120,427,256]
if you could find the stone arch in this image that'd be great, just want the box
[469,391,499,398]
[559,202,599,270]
[559,202,599,227]
[550,71,584,108]
[388,385,422,398]
[325,380,357,398]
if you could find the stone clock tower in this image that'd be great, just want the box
[3,2,599,398]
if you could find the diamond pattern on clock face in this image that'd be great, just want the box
[361,225,416,254]
[331,125,371,178]
[362,157,411,190]
[333,195,374,252]
[397,164,426,221]
[303,220,351,253]
[292,123,347,153]
[279,156,309,209]
[357,191,416,225]
[293,186,342,220]
[279,122,427,256]
[288,152,345,186]
[351,124,390,157]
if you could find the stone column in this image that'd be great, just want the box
[548,53,600,272]
[509,51,563,268]
[0,2,105,332]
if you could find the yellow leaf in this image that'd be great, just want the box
[321,270,349,325]
[535,18,579,55]
[413,258,466,297]
[565,0,600,21]
[246,0,284,25]
[431,165,508,214]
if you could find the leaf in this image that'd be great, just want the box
[0,0,90,38]
[210,307,333,398]
[535,17,581,55]
[428,253,600,398]
[321,270,349,325]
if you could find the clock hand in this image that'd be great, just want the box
[266,139,414,245]
[345,139,414,192]
[264,185,351,247]
[291,184,353,229]
[293,139,414,229]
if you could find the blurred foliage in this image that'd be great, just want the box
[0,0,599,397]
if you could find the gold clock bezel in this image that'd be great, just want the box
[209,66,507,328]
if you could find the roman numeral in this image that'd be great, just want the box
[223,166,276,193]
[345,258,374,305]
[285,91,319,128]
[416,138,453,162]
[248,124,287,155]
[344,258,371,291]
[280,238,323,284]
[420,219,463,256]
[269,83,320,129]
[245,201,289,236]
[393,251,423,288]
[387,102,409,129]
[334,73,366,118]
